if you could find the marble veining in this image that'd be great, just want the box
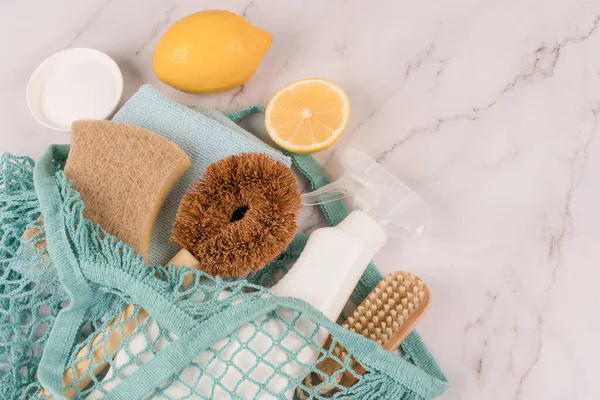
[2,1,600,399]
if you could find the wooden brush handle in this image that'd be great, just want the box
[304,271,431,397]
[38,249,199,398]
[38,305,148,398]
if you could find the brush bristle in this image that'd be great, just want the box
[342,271,429,349]
[171,153,301,277]
[306,272,430,396]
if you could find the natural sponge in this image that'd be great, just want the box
[171,153,301,277]
[65,120,190,260]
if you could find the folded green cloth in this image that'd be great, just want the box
[112,85,291,265]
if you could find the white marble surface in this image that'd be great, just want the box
[2,1,600,399]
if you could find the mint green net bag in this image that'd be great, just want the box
[0,111,448,400]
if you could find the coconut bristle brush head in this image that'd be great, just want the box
[301,271,431,397]
[346,271,430,350]
[170,153,302,278]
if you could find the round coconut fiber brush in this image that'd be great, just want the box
[171,152,302,277]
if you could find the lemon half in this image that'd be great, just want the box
[265,78,350,154]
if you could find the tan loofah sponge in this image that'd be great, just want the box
[64,120,191,261]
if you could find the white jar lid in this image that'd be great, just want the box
[26,48,123,131]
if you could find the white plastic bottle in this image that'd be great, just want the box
[201,210,386,398]
[269,210,386,319]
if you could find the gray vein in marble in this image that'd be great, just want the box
[514,316,543,400]
[335,43,348,57]
[350,43,436,135]
[509,348,517,376]
[298,207,327,235]
[436,59,449,78]
[228,85,245,106]
[501,46,560,95]
[376,82,509,164]
[66,0,115,47]
[464,292,499,382]
[562,14,600,46]
[503,14,600,96]
[376,114,474,163]
[0,0,118,84]
[516,102,599,399]
[376,14,600,166]
[134,3,177,56]
[299,182,311,194]
[321,149,338,171]
[475,357,483,380]
[301,217,324,235]
[547,102,598,282]
[241,0,255,19]
[419,157,461,184]
[491,143,521,168]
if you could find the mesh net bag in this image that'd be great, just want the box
[1,140,448,399]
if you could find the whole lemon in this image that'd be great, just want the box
[152,10,272,93]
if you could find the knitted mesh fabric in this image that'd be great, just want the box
[0,147,447,400]
[0,153,126,399]
[0,104,448,399]
[65,120,190,259]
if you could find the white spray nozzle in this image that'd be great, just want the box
[302,148,431,240]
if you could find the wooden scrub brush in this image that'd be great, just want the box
[300,271,431,397]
